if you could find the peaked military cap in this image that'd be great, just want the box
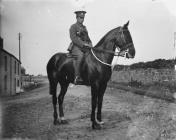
[74,11,86,18]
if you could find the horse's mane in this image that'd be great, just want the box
[94,27,120,48]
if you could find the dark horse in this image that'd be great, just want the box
[46,21,135,129]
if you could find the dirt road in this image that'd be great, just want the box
[1,82,176,140]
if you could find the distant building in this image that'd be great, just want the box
[0,37,22,96]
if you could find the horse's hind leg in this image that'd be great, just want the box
[49,82,59,125]
[58,80,69,124]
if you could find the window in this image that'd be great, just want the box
[18,63,19,75]
[4,56,7,71]
[14,78,16,91]
[17,80,20,87]
[4,75,7,90]
[15,61,16,74]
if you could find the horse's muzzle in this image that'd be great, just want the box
[126,53,134,59]
[127,46,135,59]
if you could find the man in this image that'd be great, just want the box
[68,10,93,84]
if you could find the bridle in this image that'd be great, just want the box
[118,27,133,51]
[91,27,133,67]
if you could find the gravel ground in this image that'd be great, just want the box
[1,82,176,140]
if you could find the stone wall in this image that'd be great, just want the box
[111,68,176,84]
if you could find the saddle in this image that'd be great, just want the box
[65,53,87,85]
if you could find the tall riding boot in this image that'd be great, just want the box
[74,59,83,85]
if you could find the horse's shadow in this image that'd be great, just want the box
[100,111,131,129]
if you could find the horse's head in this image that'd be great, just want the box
[114,21,135,59]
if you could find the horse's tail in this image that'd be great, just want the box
[47,53,63,95]
[47,55,55,95]
[47,53,70,95]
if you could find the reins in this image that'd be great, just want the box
[89,42,132,56]
[90,48,127,67]
[89,27,133,67]
[89,47,120,56]
[89,42,132,67]
[91,49,113,67]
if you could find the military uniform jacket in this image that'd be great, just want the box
[68,22,92,52]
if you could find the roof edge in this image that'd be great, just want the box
[0,48,21,64]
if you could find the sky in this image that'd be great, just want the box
[0,0,176,75]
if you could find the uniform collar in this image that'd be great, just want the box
[76,22,84,27]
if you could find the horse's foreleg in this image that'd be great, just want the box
[91,84,101,129]
[97,83,107,125]
[58,82,69,124]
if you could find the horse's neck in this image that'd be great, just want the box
[95,40,116,65]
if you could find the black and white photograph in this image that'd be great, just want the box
[0,0,176,139]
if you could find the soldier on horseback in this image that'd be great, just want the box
[47,19,135,129]
[68,10,93,84]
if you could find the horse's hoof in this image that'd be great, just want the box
[92,123,102,130]
[60,119,69,124]
[53,120,60,125]
[97,121,105,125]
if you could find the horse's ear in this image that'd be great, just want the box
[123,20,130,28]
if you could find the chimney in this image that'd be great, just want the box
[0,37,3,49]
